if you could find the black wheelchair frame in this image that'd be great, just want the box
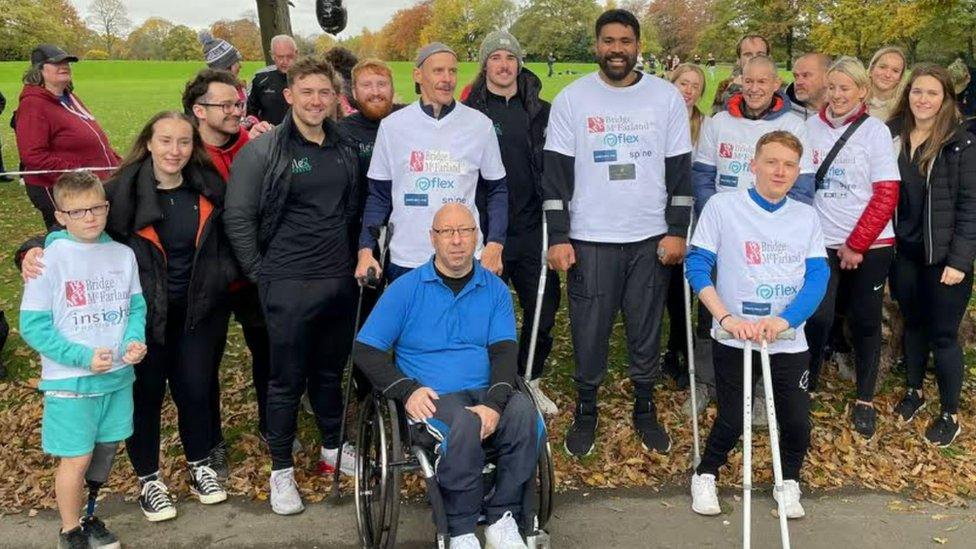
[352,378,554,549]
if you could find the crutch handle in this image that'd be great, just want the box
[714,328,796,341]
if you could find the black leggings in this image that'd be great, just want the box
[697,342,811,481]
[127,300,230,477]
[804,247,893,400]
[24,184,58,230]
[665,263,688,356]
[890,253,973,414]
[260,277,357,470]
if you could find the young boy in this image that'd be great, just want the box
[20,171,147,549]
[685,131,829,519]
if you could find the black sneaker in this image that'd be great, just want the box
[564,402,598,457]
[634,401,672,454]
[80,515,120,549]
[895,390,925,422]
[925,412,961,448]
[210,440,230,481]
[58,526,89,549]
[188,463,228,505]
[852,404,877,439]
[138,476,177,522]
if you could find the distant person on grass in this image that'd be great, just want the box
[462,30,562,415]
[547,52,556,77]
[247,34,298,125]
[14,45,121,230]
[20,171,147,549]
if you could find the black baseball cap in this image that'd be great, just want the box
[30,45,79,67]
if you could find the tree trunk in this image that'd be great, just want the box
[255,0,293,65]
[785,26,794,71]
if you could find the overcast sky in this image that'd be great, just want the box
[71,0,417,38]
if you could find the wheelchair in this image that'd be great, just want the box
[352,377,555,548]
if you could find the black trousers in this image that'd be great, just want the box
[890,252,973,414]
[500,230,561,380]
[664,263,688,356]
[697,342,811,481]
[567,236,670,394]
[424,390,541,536]
[127,299,230,477]
[260,277,357,470]
[804,247,893,399]
[24,184,58,230]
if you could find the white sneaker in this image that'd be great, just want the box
[269,467,305,515]
[317,442,357,476]
[485,510,527,548]
[691,473,721,515]
[450,533,482,549]
[528,379,559,416]
[773,479,805,519]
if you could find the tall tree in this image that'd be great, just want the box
[420,0,516,61]
[163,25,200,61]
[87,0,130,58]
[211,18,264,61]
[510,0,602,61]
[378,0,434,61]
[124,17,174,60]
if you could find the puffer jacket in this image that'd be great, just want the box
[890,120,976,272]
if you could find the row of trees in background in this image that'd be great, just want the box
[1,0,974,66]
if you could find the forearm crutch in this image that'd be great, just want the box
[717,328,795,549]
[524,211,549,386]
[683,208,700,468]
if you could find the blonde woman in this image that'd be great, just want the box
[670,63,708,150]
[804,56,901,439]
[866,46,908,121]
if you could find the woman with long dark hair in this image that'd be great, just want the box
[105,112,237,521]
[888,64,976,447]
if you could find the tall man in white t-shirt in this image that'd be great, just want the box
[356,43,508,282]
[543,9,693,457]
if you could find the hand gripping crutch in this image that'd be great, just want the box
[716,328,795,549]
[683,208,700,468]
[332,225,389,500]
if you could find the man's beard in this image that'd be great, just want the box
[598,52,638,81]
[359,98,393,121]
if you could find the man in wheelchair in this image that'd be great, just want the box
[353,204,543,549]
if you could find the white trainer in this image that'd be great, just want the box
[450,533,482,549]
[691,473,721,516]
[774,479,806,519]
[269,467,305,515]
[318,442,358,476]
[528,379,559,416]
[485,510,528,549]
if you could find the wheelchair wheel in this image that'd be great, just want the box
[354,396,402,548]
[536,440,555,529]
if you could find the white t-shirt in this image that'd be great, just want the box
[695,110,814,192]
[544,72,692,243]
[807,114,900,248]
[20,236,142,380]
[368,102,506,268]
[691,191,827,354]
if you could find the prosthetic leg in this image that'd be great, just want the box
[84,442,118,517]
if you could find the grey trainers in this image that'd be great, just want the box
[80,515,120,549]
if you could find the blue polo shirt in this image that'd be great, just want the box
[356,259,517,395]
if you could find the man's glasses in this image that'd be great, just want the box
[59,203,109,220]
[198,101,246,114]
[431,226,478,238]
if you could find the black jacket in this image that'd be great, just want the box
[224,113,361,281]
[463,68,550,238]
[890,120,976,272]
[246,66,289,125]
[104,158,237,344]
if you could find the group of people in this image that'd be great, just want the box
[7,6,976,549]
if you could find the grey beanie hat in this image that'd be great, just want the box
[199,31,242,71]
[478,30,523,67]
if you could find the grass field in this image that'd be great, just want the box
[2,60,975,513]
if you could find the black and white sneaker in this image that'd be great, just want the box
[564,402,598,458]
[209,441,230,481]
[925,412,961,448]
[852,404,877,439]
[58,527,89,549]
[895,390,925,423]
[80,515,120,549]
[634,405,672,454]
[189,463,228,505]
[138,477,177,522]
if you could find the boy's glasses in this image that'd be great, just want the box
[59,203,109,220]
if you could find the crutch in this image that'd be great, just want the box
[524,211,549,386]
[683,208,700,468]
[332,225,389,500]
[716,328,795,549]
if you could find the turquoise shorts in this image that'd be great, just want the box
[42,386,134,457]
